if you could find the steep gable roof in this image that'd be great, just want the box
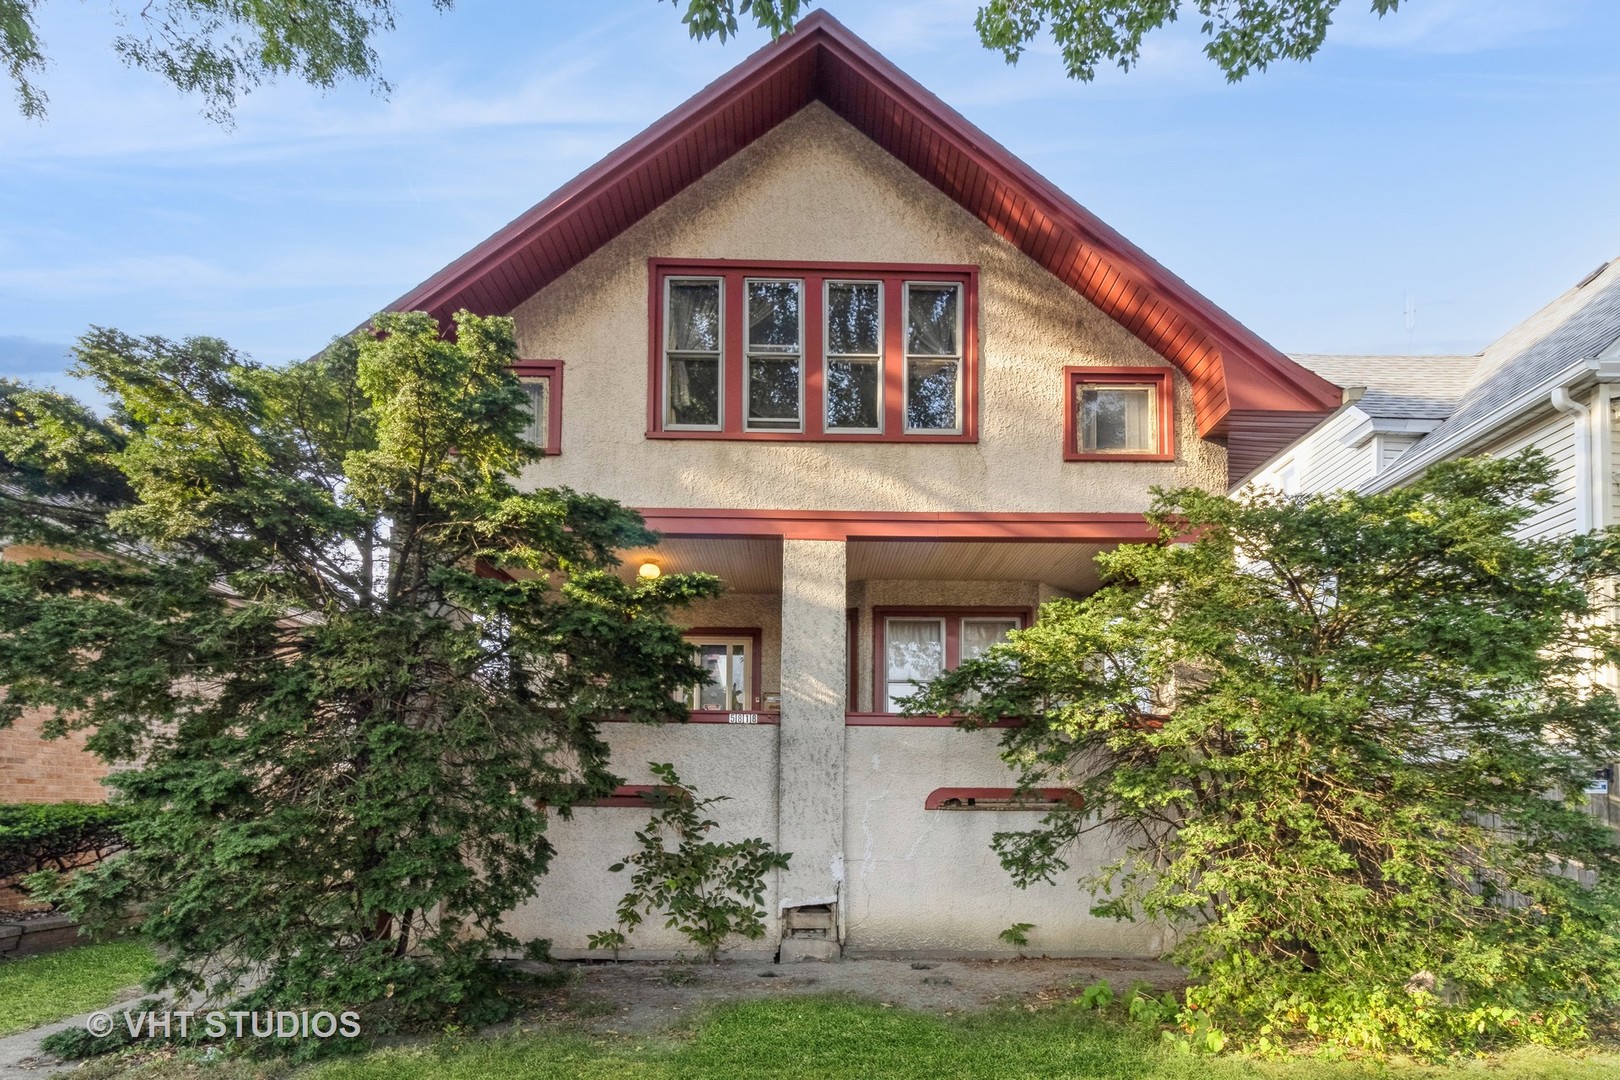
[387,10,1341,476]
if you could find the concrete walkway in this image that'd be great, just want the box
[0,989,146,1080]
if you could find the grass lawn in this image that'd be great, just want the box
[299,998,1620,1080]
[0,939,154,1036]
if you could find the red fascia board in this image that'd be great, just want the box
[382,10,1338,436]
[801,14,1339,416]
[383,26,824,320]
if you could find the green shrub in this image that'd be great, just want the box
[593,763,790,963]
[0,802,126,902]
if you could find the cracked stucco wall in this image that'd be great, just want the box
[500,723,781,960]
[844,727,1163,957]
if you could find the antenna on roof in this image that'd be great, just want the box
[1403,292,1416,345]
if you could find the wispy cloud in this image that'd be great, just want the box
[1329,0,1577,53]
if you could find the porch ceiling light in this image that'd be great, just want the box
[637,561,662,580]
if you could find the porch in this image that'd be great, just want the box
[503,512,1166,961]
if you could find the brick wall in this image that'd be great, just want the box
[1,545,112,805]
[0,705,109,804]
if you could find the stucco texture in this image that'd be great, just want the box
[511,103,1225,512]
[844,726,1162,957]
[500,722,781,960]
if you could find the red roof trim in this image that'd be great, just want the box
[383,10,1339,467]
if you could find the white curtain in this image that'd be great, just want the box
[886,619,943,711]
[961,618,1017,661]
[669,281,720,351]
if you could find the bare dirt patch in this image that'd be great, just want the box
[518,957,1183,1035]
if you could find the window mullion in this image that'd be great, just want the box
[805,274,825,435]
[723,274,746,432]
[882,275,905,436]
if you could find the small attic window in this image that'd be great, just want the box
[1064,367,1174,462]
[511,360,562,454]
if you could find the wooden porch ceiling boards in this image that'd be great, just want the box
[612,536,1114,597]
[386,11,1341,477]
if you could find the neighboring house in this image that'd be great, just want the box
[0,545,111,806]
[1242,258,1620,825]
[374,11,1341,961]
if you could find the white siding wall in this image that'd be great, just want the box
[1480,409,1580,540]
[1609,393,1620,529]
[1241,407,1377,495]
[1376,434,1421,473]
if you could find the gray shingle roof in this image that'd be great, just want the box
[1414,268,1620,446]
[1287,354,1480,420]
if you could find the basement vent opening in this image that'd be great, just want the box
[923,787,1083,811]
[783,903,836,940]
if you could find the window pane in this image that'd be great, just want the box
[519,378,548,449]
[729,644,747,709]
[668,356,720,426]
[827,283,880,355]
[886,619,944,687]
[906,358,958,431]
[906,284,958,355]
[748,280,800,350]
[961,619,1018,661]
[1081,386,1154,452]
[696,644,728,711]
[668,281,721,351]
[748,357,801,426]
[826,359,880,430]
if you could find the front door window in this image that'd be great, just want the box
[685,637,751,712]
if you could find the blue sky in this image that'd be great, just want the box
[3,0,1618,399]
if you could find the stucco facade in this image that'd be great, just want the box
[492,108,1220,960]
[510,104,1225,512]
[390,16,1340,961]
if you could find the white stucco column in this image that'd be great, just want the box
[777,537,847,958]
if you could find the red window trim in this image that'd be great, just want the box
[512,359,564,455]
[647,259,979,443]
[1063,366,1175,463]
[923,787,1082,811]
[583,784,680,808]
[845,712,1022,728]
[872,606,1031,715]
[846,607,859,713]
[682,626,764,713]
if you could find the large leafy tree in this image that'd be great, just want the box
[0,311,719,1025]
[669,1,1403,82]
[3,0,451,121]
[912,453,1620,1056]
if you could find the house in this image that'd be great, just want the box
[1243,259,1620,526]
[0,544,111,807]
[381,11,1342,960]
[1241,258,1620,826]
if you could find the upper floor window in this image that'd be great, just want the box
[512,360,563,453]
[649,260,978,443]
[1063,366,1174,462]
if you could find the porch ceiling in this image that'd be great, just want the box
[848,541,1112,596]
[616,537,783,594]
[615,537,1116,596]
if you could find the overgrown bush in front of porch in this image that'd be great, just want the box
[913,451,1620,1058]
